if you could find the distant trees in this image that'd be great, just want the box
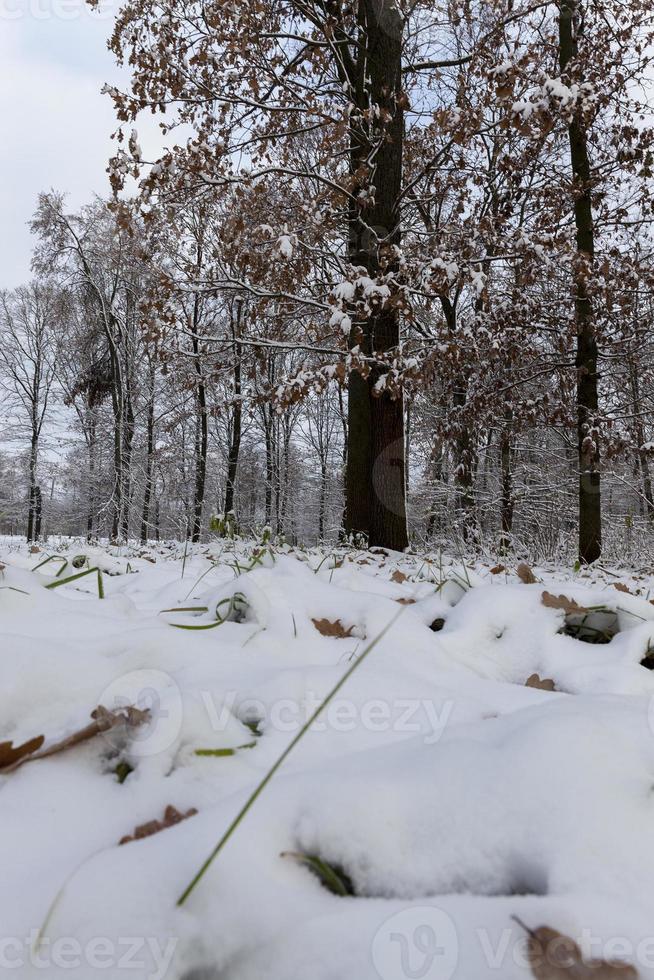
[1,1,654,558]
[0,283,59,541]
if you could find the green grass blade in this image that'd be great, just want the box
[176,604,405,906]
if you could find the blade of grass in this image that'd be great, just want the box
[177,604,405,906]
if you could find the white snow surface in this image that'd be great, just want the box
[2,538,654,979]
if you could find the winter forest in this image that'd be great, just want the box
[5,3,654,980]
[2,0,654,563]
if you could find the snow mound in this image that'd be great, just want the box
[1,540,654,979]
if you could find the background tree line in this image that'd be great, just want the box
[1,0,654,562]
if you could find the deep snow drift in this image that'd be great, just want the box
[2,537,654,979]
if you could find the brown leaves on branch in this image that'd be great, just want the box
[513,919,637,979]
[0,705,150,775]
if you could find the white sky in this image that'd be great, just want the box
[0,0,155,289]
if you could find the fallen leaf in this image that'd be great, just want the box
[429,617,445,632]
[514,919,637,979]
[0,735,45,769]
[391,570,408,583]
[119,805,198,845]
[525,674,556,692]
[0,705,150,774]
[312,618,355,638]
[29,545,40,554]
[490,564,506,575]
[395,597,416,605]
[612,583,632,595]
[517,562,537,584]
[541,592,590,615]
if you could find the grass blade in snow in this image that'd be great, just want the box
[281,851,354,896]
[177,605,405,905]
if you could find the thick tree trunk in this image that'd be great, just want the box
[344,0,408,550]
[559,0,601,564]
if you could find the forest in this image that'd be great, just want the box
[2,0,653,563]
[3,4,654,980]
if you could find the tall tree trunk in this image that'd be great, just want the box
[120,383,135,541]
[499,416,514,553]
[559,0,601,563]
[224,299,242,523]
[140,363,156,544]
[318,460,327,541]
[26,430,38,542]
[344,0,408,550]
[191,294,208,543]
[628,355,654,518]
[263,406,274,527]
[87,412,97,543]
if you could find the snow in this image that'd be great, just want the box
[2,539,654,978]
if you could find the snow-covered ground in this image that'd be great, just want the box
[2,536,654,979]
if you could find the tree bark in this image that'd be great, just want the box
[224,299,242,524]
[140,362,156,544]
[344,0,408,550]
[559,0,601,563]
[191,293,208,543]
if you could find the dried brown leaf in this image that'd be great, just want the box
[119,805,198,845]
[612,583,632,595]
[525,674,556,692]
[0,705,150,774]
[0,735,45,769]
[391,570,408,583]
[541,592,590,615]
[312,617,354,638]
[517,562,538,584]
[490,564,506,575]
[516,920,637,979]
[395,597,416,605]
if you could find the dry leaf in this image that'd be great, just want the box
[490,564,506,575]
[395,597,416,605]
[29,545,40,554]
[541,592,590,615]
[312,618,355,638]
[0,705,150,774]
[525,674,556,692]
[0,735,45,769]
[391,570,408,583]
[517,562,538,584]
[119,805,198,845]
[514,919,637,979]
[612,583,632,595]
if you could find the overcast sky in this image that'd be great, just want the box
[0,0,137,288]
